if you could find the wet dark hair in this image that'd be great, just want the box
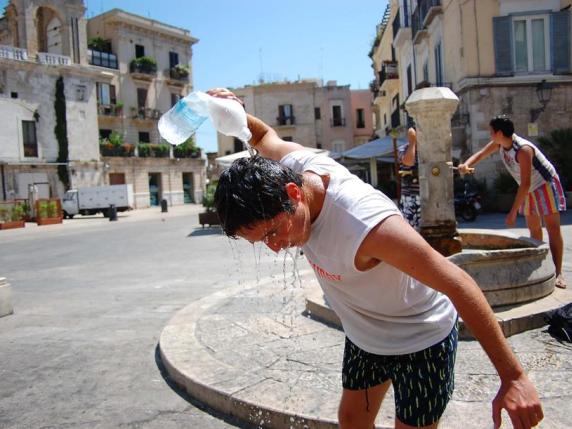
[489,115,514,137]
[214,155,303,238]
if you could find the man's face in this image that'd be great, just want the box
[237,184,311,252]
[489,127,501,144]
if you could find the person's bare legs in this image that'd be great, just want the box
[525,213,543,241]
[338,380,391,429]
[543,212,566,288]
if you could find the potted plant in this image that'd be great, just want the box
[36,199,63,226]
[0,204,26,230]
[115,101,124,115]
[198,182,220,227]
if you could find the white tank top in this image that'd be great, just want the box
[500,134,557,191]
[281,150,457,355]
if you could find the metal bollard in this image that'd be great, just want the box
[108,204,118,221]
[160,199,168,213]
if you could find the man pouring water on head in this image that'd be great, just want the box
[167,87,544,429]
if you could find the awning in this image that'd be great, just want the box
[215,147,329,168]
[340,136,408,160]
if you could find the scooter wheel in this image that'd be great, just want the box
[461,205,477,222]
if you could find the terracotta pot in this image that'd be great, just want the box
[0,220,25,230]
[37,217,63,226]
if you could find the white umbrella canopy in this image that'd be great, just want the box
[341,136,408,160]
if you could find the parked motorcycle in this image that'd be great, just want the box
[454,182,482,222]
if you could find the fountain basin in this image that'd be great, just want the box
[452,230,554,307]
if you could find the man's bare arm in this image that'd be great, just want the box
[458,140,499,174]
[357,215,543,429]
[246,114,305,161]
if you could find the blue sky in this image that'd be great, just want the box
[2,0,388,152]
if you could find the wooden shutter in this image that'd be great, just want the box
[551,10,571,74]
[110,84,116,105]
[493,16,513,76]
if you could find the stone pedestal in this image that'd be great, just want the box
[0,277,14,317]
[405,87,461,256]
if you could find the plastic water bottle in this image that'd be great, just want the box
[158,91,252,152]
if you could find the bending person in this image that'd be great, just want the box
[211,89,543,429]
[459,116,566,289]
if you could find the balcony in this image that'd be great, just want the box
[129,57,157,81]
[276,116,295,126]
[37,52,71,66]
[130,107,161,121]
[88,49,118,69]
[379,61,399,89]
[165,65,189,86]
[97,103,123,117]
[392,8,411,48]
[330,118,346,127]
[0,45,28,61]
[412,0,442,44]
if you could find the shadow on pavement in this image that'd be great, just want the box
[188,226,223,237]
[154,345,251,428]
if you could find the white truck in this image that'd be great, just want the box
[62,184,134,218]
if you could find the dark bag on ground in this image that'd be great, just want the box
[544,302,572,343]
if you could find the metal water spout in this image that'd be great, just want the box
[405,87,461,256]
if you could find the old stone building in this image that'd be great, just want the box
[217,80,374,156]
[371,0,572,190]
[0,1,206,207]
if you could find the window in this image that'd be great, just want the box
[434,41,443,86]
[513,15,550,72]
[139,131,150,143]
[331,105,344,127]
[314,107,321,120]
[22,120,38,157]
[171,93,181,107]
[96,83,116,105]
[493,12,570,75]
[233,137,243,153]
[384,113,387,125]
[10,92,18,99]
[169,51,179,68]
[135,44,145,58]
[423,61,429,82]
[278,104,294,125]
[282,136,293,142]
[406,65,413,96]
[137,88,147,109]
[332,141,345,153]
[356,108,365,128]
[99,129,112,139]
[316,143,322,149]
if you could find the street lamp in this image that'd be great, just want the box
[530,79,553,122]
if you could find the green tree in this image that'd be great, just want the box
[537,128,572,191]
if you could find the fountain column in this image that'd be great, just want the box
[405,87,461,256]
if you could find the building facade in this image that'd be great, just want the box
[217,80,373,156]
[0,1,206,208]
[372,0,572,189]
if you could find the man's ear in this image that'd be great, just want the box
[285,182,302,203]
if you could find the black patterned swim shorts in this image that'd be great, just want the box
[342,323,458,427]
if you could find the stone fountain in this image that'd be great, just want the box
[308,87,567,339]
